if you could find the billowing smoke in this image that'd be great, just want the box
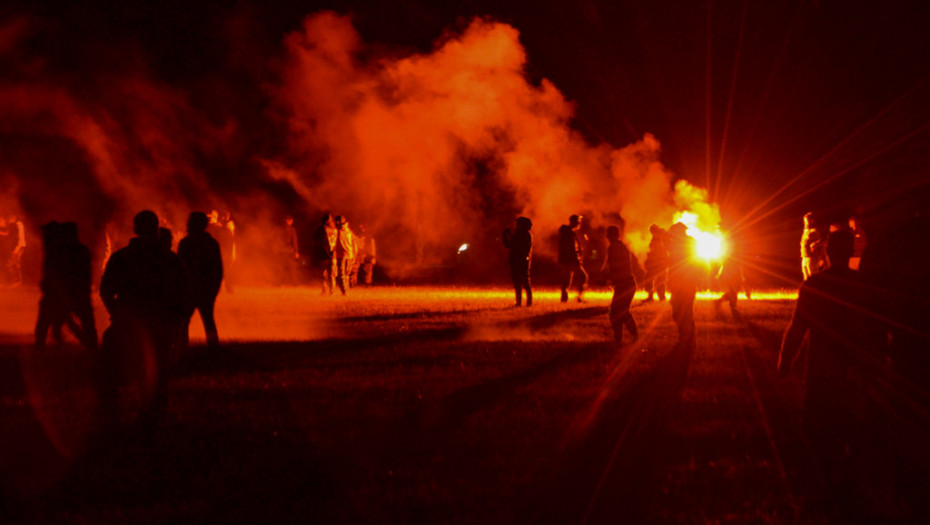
[1,10,721,283]
[267,13,719,270]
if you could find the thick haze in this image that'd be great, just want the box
[1,0,928,283]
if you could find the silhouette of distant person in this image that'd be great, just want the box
[99,210,187,430]
[643,224,668,302]
[312,214,337,295]
[5,213,26,287]
[177,212,223,350]
[848,215,867,271]
[279,214,300,286]
[714,253,745,315]
[778,230,890,518]
[559,214,587,303]
[0,216,10,284]
[667,222,699,350]
[503,216,533,307]
[333,216,358,295]
[602,220,642,344]
[35,221,97,350]
[801,212,826,280]
[351,223,377,287]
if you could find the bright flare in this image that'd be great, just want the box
[458,243,470,254]
[674,211,727,262]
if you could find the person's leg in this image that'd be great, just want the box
[200,297,219,349]
[576,263,588,302]
[560,265,573,303]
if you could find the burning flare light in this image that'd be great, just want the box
[674,211,727,262]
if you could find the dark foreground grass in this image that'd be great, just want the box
[1,287,927,523]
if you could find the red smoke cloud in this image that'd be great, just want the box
[267,12,720,265]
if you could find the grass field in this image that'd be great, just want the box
[0,285,925,523]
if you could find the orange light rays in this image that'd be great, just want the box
[712,0,750,204]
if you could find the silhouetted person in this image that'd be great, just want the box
[99,210,187,431]
[559,214,587,303]
[848,215,867,271]
[667,222,699,350]
[178,212,223,350]
[503,216,533,307]
[6,213,25,287]
[602,221,642,344]
[312,214,337,295]
[351,223,377,287]
[778,230,890,519]
[35,222,97,350]
[643,224,668,301]
[280,214,300,286]
[801,212,825,280]
[714,254,745,315]
[333,215,357,295]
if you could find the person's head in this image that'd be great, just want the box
[321,213,332,226]
[516,217,532,231]
[209,210,220,224]
[285,215,294,226]
[187,211,209,233]
[669,222,688,238]
[803,212,814,228]
[848,216,859,230]
[649,224,661,235]
[569,214,581,228]
[606,225,620,242]
[826,230,854,266]
[133,210,159,239]
[334,215,347,229]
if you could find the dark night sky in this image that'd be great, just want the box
[4,0,930,270]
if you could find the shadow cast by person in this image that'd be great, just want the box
[34,221,98,351]
[97,211,187,436]
[178,212,222,351]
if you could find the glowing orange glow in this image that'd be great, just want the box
[673,211,727,262]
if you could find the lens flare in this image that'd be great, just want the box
[674,211,727,262]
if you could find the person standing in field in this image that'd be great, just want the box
[602,220,642,344]
[714,253,746,315]
[503,216,533,307]
[643,224,668,302]
[778,229,890,519]
[178,212,223,351]
[99,210,188,430]
[667,222,699,350]
[848,215,867,271]
[35,221,97,351]
[280,214,300,286]
[311,214,337,295]
[6,213,26,287]
[333,215,357,296]
[801,212,825,280]
[558,214,587,303]
[351,223,377,287]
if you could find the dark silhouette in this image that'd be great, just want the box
[801,212,825,280]
[178,212,223,350]
[778,230,890,519]
[34,221,98,350]
[99,210,188,430]
[333,215,358,296]
[502,217,533,307]
[666,222,699,350]
[311,214,337,295]
[279,214,300,286]
[714,254,745,315]
[643,224,668,302]
[558,214,587,303]
[351,223,377,286]
[601,221,642,344]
